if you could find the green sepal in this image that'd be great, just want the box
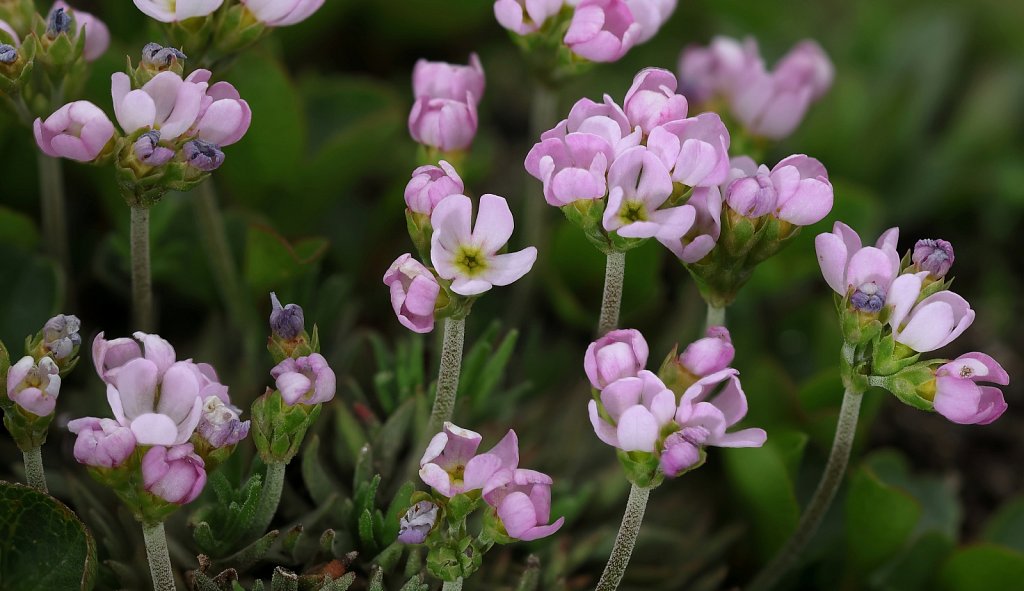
[87,447,183,524]
[479,507,516,546]
[267,326,316,364]
[875,363,940,411]
[0,400,54,451]
[250,389,322,464]
[510,6,593,86]
[405,210,433,263]
[870,334,920,376]
[616,449,664,488]
[444,492,481,525]
[560,199,613,253]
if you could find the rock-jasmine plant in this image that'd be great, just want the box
[746,224,1006,591]
[526,67,732,334]
[585,327,765,590]
[32,49,251,330]
[386,165,537,432]
[248,293,335,538]
[70,331,249,591]
[399,422,564,590]
[0,314,82,491]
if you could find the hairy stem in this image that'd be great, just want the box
[705,303,726,331]
[442,578,463,591]
[248,462,286,539]
[595,483,652,591]
[745,385,864,591]
[22,446,47,492]
[142,522,177,591]
[36,153,71,293]
[428,317,466,432]
[130,206,154,331]
[597,251,626,336]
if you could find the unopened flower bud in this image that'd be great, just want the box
[398,500,439,544]
[727,170,776,218]
[68,417,136,468]
[42,314,82,360]
[134,131,175,166]
[47,7,73,38]
[659,431,701,477]
[850,281,885,313]
[269,292,305,340]
[0,43,15,64]
[141,443,207,505]
[912,239,954,279]
[141,42,186,68]
[6,356,61,416]
[183,139,225,171]
[197,396,250,448]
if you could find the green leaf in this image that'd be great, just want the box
[0,206,39,251]
[845,462,922,573]
[302,435,339,506]
[937,544,1024,591]
[0,481,97,590]
[982,496,1024,552]
[871,532,954,591]
[270,567,298,591]
[244,225,328,295]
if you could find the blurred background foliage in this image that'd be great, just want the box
[1,0,1023,589]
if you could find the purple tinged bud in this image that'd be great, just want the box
[912,239,954,279]
[659,431,701,477]
[397,500,438,544]
[678,326,734,377]
[727,170,776,218]
[6,356,61,416]
[141,42,186,67]
[43,314,81,360]
[850,281,885,313]
[0,44,15,64]
[134,130,175,166]
[269,292,305,340]
[141,443,207,505]
[197,396,250,448]
[183,139,225,171]
[47,8,73,38]
[68,417,136,468]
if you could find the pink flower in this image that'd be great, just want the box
[584,328,649,389]
[623,0,676,44]
[92,331,176,383]
[408,97,478,152]
[141,444,207,504]
[52,2,109,61]
[678,36,762,104]
[67,417,136,468]
[111,71,207,141]
[525,133,613,206]
[430,194,538,296]
[412,54,485,105]
[656,183,722,263]
[678,326,734,377]
[185,69,252,147]
[33,101,115,162]
[564,0,641,63]
[133,0,224,22]
[542,95,640,155]
[494,0,564,35]
[588,370,677,452]
[647,113,731,187]
[622,67,688,133]
[419,423,519,497]
[405,161,464,215]
[241,0,325,26]
[602,145,693,239]
[724,154,833,225]
[6,356,61,416]
[483,469,565,541]
[815,222,901,310]
[932,353,1008,425]
[383,254,441,333]
[270,354,336,405]
[885,276,974,352]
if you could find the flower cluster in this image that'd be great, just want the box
[587,328,765,484]
[408,54,485,153]
[385,161,537,333]
[403,423,563,580]
[679,36,833,140]
[816,223,1008,425]
[69,332,249,514]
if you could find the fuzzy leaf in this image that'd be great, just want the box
[270,567,298,591]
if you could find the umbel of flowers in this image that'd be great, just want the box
[398,423,564,584]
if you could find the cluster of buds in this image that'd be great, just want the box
[0,314,82,450]
[251,294,336,464]
[400,423,564,582]
[68,332,249,522]
[495,0,676,81]
[1,1,108,123]
[586,328,766,485]
[408,54,485,155]
[385,161,538,333]
[816,223,1008,425]
[679,36,834,141]
[33,45,251,206]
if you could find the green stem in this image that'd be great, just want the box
[595,483,652,591]
[130,206,154,331]
[36,153,71,292]
[428,317,466,432]
[22,446,47,492]
[248,462,286,539]
[597,251,626,336]
[442,578,463,591]
[142,522,177,591]
[705,303,726,331]
[745,385,864,591]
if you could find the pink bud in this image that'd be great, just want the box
[6,356,61,416]
[564,0,642,63]
[383,254,441,333]
[584,329,649,389]
[412,54,485,104]
[142,444,207,504]
[34,101,115,162]
[270,354,337,405]
[622,68,689,133]
[484,468,564,541]
[404,161,464,215]
[68,417,136,468]
[408,96,479,152]
[678,326,735,377]
[494,0,564,35]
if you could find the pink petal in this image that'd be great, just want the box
[615,406,659,452]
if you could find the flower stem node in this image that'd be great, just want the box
[250,388,323,465]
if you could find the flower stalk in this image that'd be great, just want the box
[442,578,464,591]
[130,206,154,331]
[37,153,71,289]
[595,483,653,591]
[428,317,466,432]
[142,522,176,591]
[705,302,726,331]
[22,446,47,492]
[597,251,626,336]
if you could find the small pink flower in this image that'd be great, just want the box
[111,71,207,141]
[494,0,564,35]
[623,0,676,44]
[885,277,974,353]
[932,353,1008,425]
[413,54,485,105]
[241,0,325,26]
[408,97,478,152]
[430,194,538,296]
[544,95,640,155]
[603,145,693,239]
[52,2,109,62]
[815,222,901,308]
[483,468,565,541]
[133,0,224,23]
[419,423,519,497]
[622,67,689,133]
[525,133,613,206]
[564,0,642,63]
[656,183,722,263]
[383,254,441,334]
[678,326,734,377]
[584,328,649,389]
[678,36,762,104]
[588,370,677,452]
[185,69,252,147]
[6,356,61,416]
[405,161,464,215]
[92,331,176,383]
[646,113,731,187]
[141,443,207,504]
[67,417,137,468]
[270,354,337,405]
[33,101,115,162]
[724,154,833,226]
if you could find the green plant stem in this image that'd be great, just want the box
[705,303,726,331]
[22,446,47,492]
[442,578,463,591]
[142,522,177,591]
[745,385,864,591]
[130,206,154,331]
[597,251,626,336]
[36,153,71,291]
[595,484,652,591]
[428,317,466,432]
[248,461,286,539]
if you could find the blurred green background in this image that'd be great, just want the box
[1,0,1023,589]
